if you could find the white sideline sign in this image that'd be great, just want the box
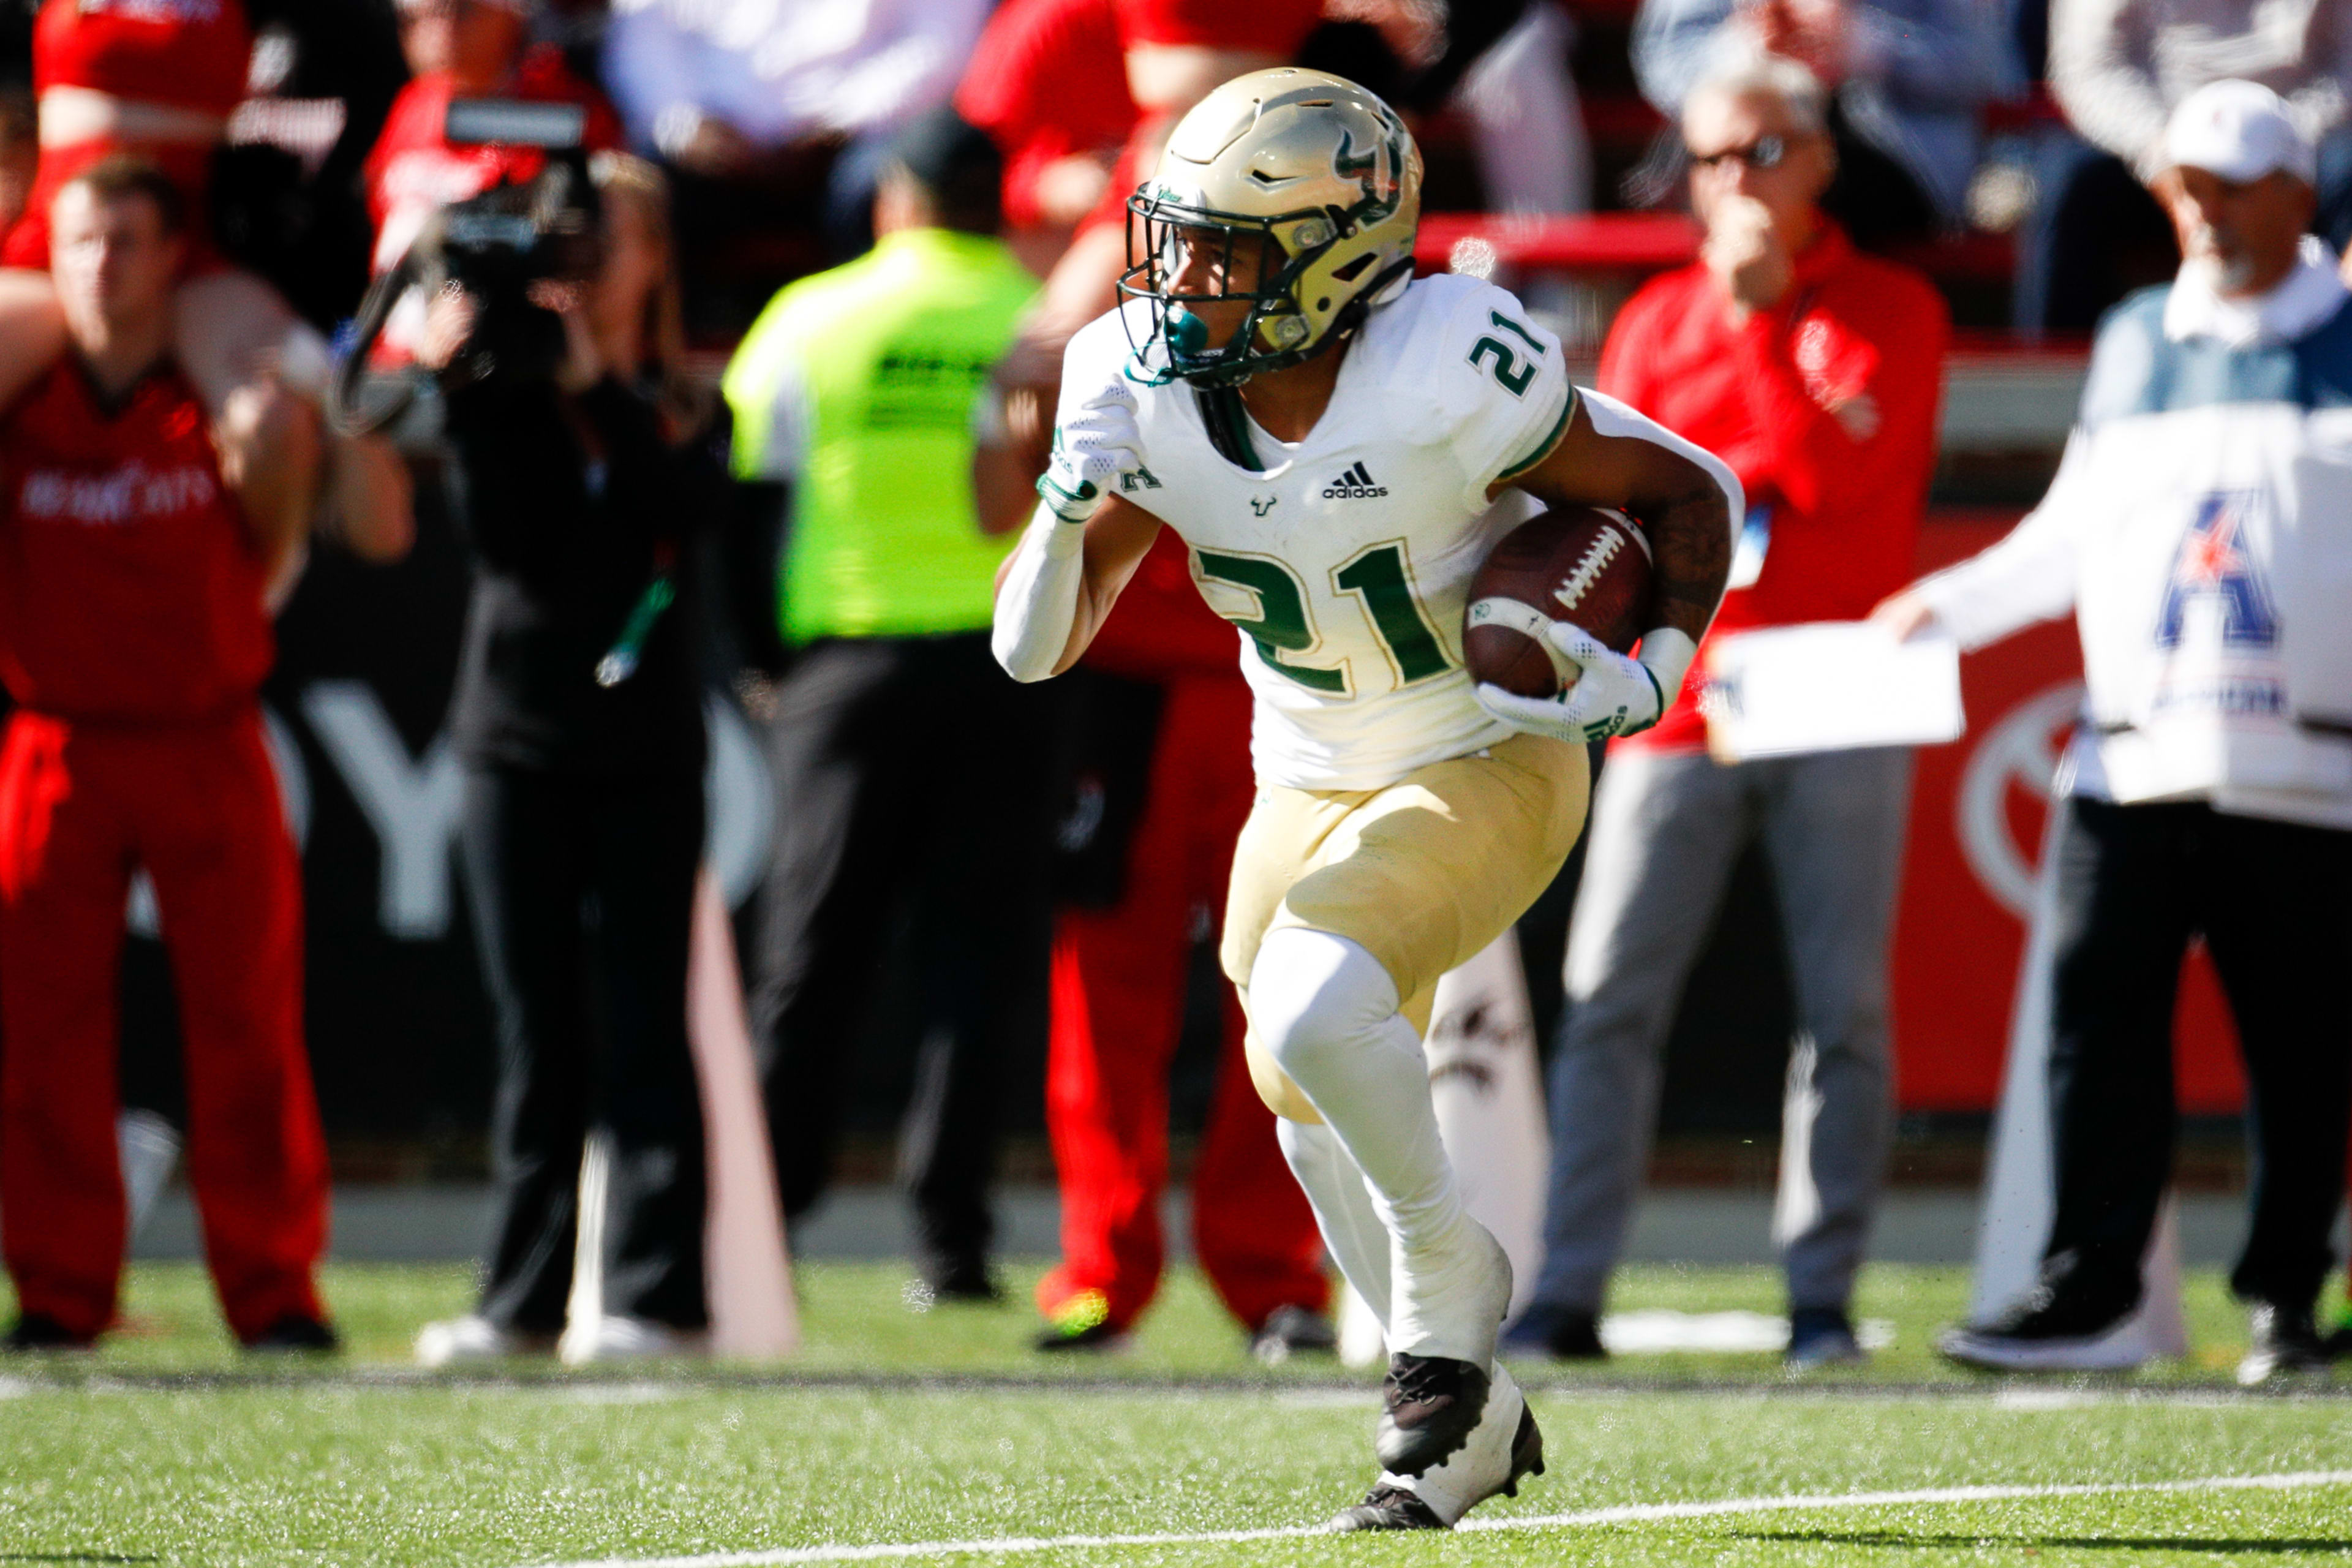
[1703,620,1966,761]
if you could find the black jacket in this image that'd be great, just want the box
[442,372,724,775]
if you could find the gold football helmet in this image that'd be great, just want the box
[1122,68,1422,386]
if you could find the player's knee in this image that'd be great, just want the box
[1246,925,1401,1088]
[1243,1031,1322,1122]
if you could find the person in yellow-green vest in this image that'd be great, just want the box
[722,107,1049,1300]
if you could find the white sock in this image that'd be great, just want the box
[1276,1117,1392,1325]
[1250,926,1507,1364]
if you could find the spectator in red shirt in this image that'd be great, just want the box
[1504,54,1948,1372]
[956,0,1136,275]
[0,159,405,1355]
[0,0,412,600]
[363,0,620,357]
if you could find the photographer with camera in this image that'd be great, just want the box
[407,152,728,1367]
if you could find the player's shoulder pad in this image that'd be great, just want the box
[1373,273,1566,426]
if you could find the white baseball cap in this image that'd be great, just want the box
[2165,79,2316,185]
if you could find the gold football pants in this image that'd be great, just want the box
[1220,733,1589,1121]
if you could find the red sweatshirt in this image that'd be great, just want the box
[1599,221,1948,753]
[0,360,271,723]
[957,0,1136,232]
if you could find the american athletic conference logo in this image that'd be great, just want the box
[2155,492,2277,649]
[1322,462,1387,499]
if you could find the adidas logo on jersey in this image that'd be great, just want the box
[1322,462,1388,500]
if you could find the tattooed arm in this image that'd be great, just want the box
[1496,388,1739,644]
[1476,388,1741,742]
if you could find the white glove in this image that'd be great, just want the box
[1475,624,1696,745]
[1037,374,1142,522]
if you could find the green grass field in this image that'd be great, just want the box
[5,1262,2350,1565]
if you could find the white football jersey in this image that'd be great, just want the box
[1058,274,1577,791]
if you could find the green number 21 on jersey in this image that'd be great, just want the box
[1194,541,1452,696]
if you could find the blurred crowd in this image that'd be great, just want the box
[0,0,2347,1384]
[6,0,2345,344]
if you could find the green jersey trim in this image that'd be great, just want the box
[1496,385,1578,483]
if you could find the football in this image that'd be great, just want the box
[1462,505,1655,699]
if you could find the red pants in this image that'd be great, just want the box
[0,708,325,1341]
[1039,674,1327,1333]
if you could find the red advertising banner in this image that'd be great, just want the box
[1890,511,2248,1114]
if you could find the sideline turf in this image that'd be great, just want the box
[0,1257,2311,1382]
[4,1377,2349,1564]
[3,1264,2348,1565]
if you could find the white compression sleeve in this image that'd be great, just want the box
[1250,927,1509,1366]
[1276,1117,1393,1326]
[990,500,1088,683]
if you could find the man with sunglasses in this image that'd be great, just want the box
[1504,53,1948,1373]
[993,67,1741,1530]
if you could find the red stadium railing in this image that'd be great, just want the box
[1415,210,2019,288]
[1414,211,1701,275]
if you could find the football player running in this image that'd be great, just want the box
[993,69,1738,1531]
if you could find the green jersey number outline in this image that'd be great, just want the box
[1468,310,1546,398]
[1194,539,1453,695]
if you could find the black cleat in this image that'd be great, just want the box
[3,1313,95,1353]
[241,1314,342,1355]
[1329,1406,1547,1532]
[1501,1400,1546,1497]
[1328,1486,1446,1532]
[1374,1352,1489,1477]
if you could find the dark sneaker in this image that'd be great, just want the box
[2238,1302,2331,1387]
[1786,1306,1866,1371]
[1936,1286,2143,1372]
[1033,1320,1131,1354]
[241,1314,342,1355]
[1500,1304,1605,1361]
[1374,1352,1490,1477]
[1328,1487,1446,1531]
[3,1313,95,1353]
[1250,1304,1337,1365]
[924,1257,1003,1304]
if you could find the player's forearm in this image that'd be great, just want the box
[992,502,1091,681]
[1638,478,1735,644]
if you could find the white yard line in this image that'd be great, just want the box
[522,1468,2352,1567]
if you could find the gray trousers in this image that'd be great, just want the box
[1531,745,1913,1314]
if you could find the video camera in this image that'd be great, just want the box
[330,99,601,435]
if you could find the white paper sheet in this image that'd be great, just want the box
[1702,621,1965,761]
